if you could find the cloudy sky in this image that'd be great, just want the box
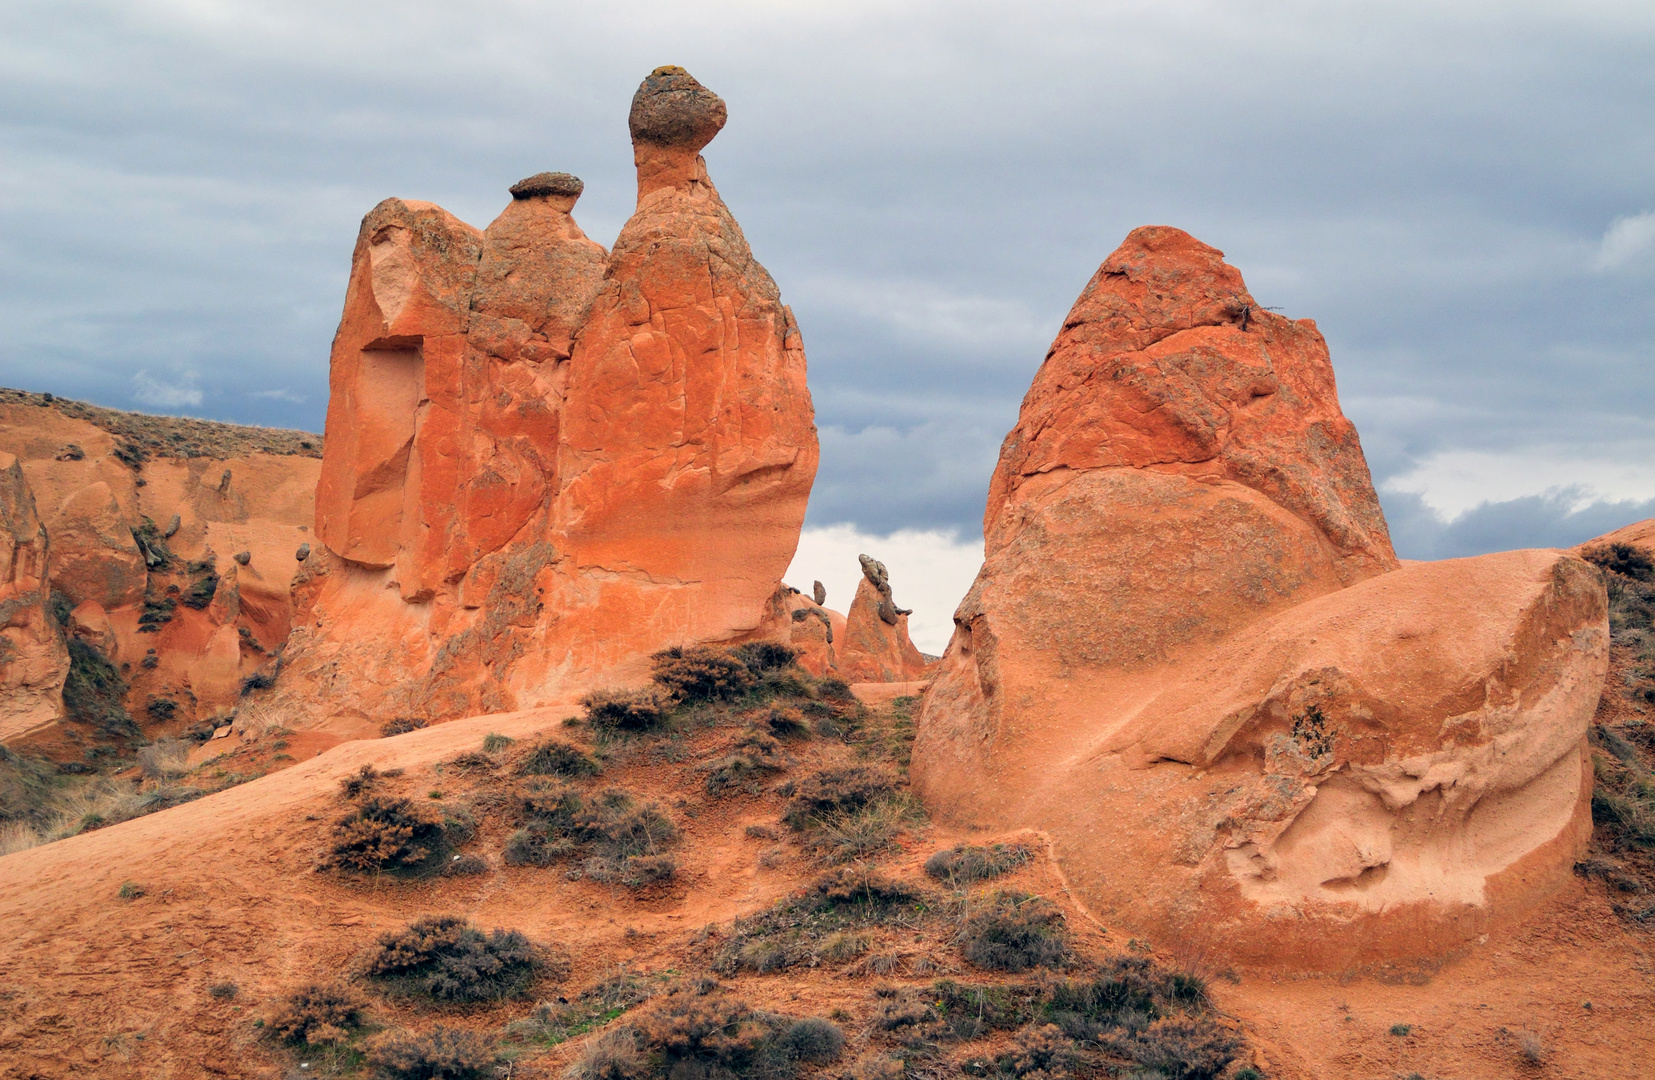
[3,1,1652,650]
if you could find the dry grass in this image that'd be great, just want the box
[0,387,322,459]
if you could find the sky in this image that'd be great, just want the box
[2,1,1652,652]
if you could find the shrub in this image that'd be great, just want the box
[518,738,601,777]
[1389,1024,1412,1037]
[1002,1023,1077,1079]
[367,915,538,1002]
[567,1026,648,1080]
[782,766,899,829]
[209,981,238,999]
[137,739,189,781]
[732,641,799,673]
[442,854,489,876]
[925,843,1033,884]
[582,688,675,734]
[320,796,447,873]
[1584,542,1655,581]
[367,1026,495,1080]
[650,646,756,703]
[118,880,145,900]
[339,763,386,799]
[762,706,812,740]
[817,677,856,702]
[381,717,427,737]
[812,866,923,907]
[775,1016,844,1062]
[1105,1015,1239,1080]
[1043,956,1198,1039]
[483,732,514,754]
[960,893,1069,972]
[270,984,364,1046]
[62,638,137,736]
[618,854,677,887]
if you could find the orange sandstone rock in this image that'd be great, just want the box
[912,228,1606,969]
[0,452,68,740]
[837,554,927,683]
[269,67,818,727]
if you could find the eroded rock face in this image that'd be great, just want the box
[0,400,320,739]
[912,228,1606,969]
[838,554,928,683]
[0,453,68,740]
[275,67,818,729]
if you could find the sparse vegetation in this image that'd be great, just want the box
[713,867,928,975]
[518,738,601,777]
[367,915,540,1002]
[651,646,758,703]
[925,842,1033,884]
[367,1026,496,1079]
[208,981,238,999]
[503,784,678,886]
[320,795,448,874]
[582,688,675,735]
[381,717,428,737]
[270,984,365,1046]
[959,892,1070,972]
[62,637,137,736]
[483,732,514,754]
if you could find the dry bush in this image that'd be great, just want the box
[1103,1015,1239,1080]
[650,646,756,703]
[0,821,43,856]
[959,893,1069,972]
[566,1026,648,1080]
[1001,1023,1077,1080]
[137,738,189,780]
[704,731,789,796]
[367,915,538,1002]
[813,866,923,907]
[617,854,677,887]
[782,766,899,829]
[1041,955,1205,1040]
[518,738,601,777]
[1518,1028,1546,1065]
[1584,542,1655,581]
[504,785,677,884]
[775,1016,845,1062]
[339,763,387,799]
[732,641,799,674]
[762,706,812,740]
[841,1055,904,1080]
[441,853,489,877]
[582,688,675,734]
[925,843,1033,885]
[816,677,856,703]
[380,717,427,737]
[270,984,364,1046]
[367,1026,496,1080]
[320,796,446,873]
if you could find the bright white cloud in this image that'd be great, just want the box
[132,370,203,408]
[1595,210,1655,271]
[784,523,983,656]
[1383,447,1655,520]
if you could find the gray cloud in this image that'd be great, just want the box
[1,0,1651,558]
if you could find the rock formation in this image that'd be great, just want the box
[0,453,68,740]
[0,393,320,744]
[911,226,1608,969]
[270,67,819,729]
[837,554,928,683]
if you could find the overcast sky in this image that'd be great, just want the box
[3,1,1652,649]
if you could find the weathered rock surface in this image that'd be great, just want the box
[912,227,1607,969]
[838,554,928,683]
[269,67,818,729]
[0,453,69,740]
[0,398,320,740]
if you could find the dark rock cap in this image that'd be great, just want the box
[629,65,727,151]
[509,172,584,200]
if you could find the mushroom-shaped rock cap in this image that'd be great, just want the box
[629,65,727,152]
[509,172,584,200]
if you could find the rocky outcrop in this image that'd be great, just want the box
[838,554,927,683]
[0,453,68,740]
[912,227,1607,969]
[0,397,321,741]
[270,67,818,729]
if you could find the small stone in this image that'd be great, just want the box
[164,514,181,538]
[295,543,311,561]
[813,580,826,606]
[217,469,232,494]
[233,551,251,566]
[55,444,84,461]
